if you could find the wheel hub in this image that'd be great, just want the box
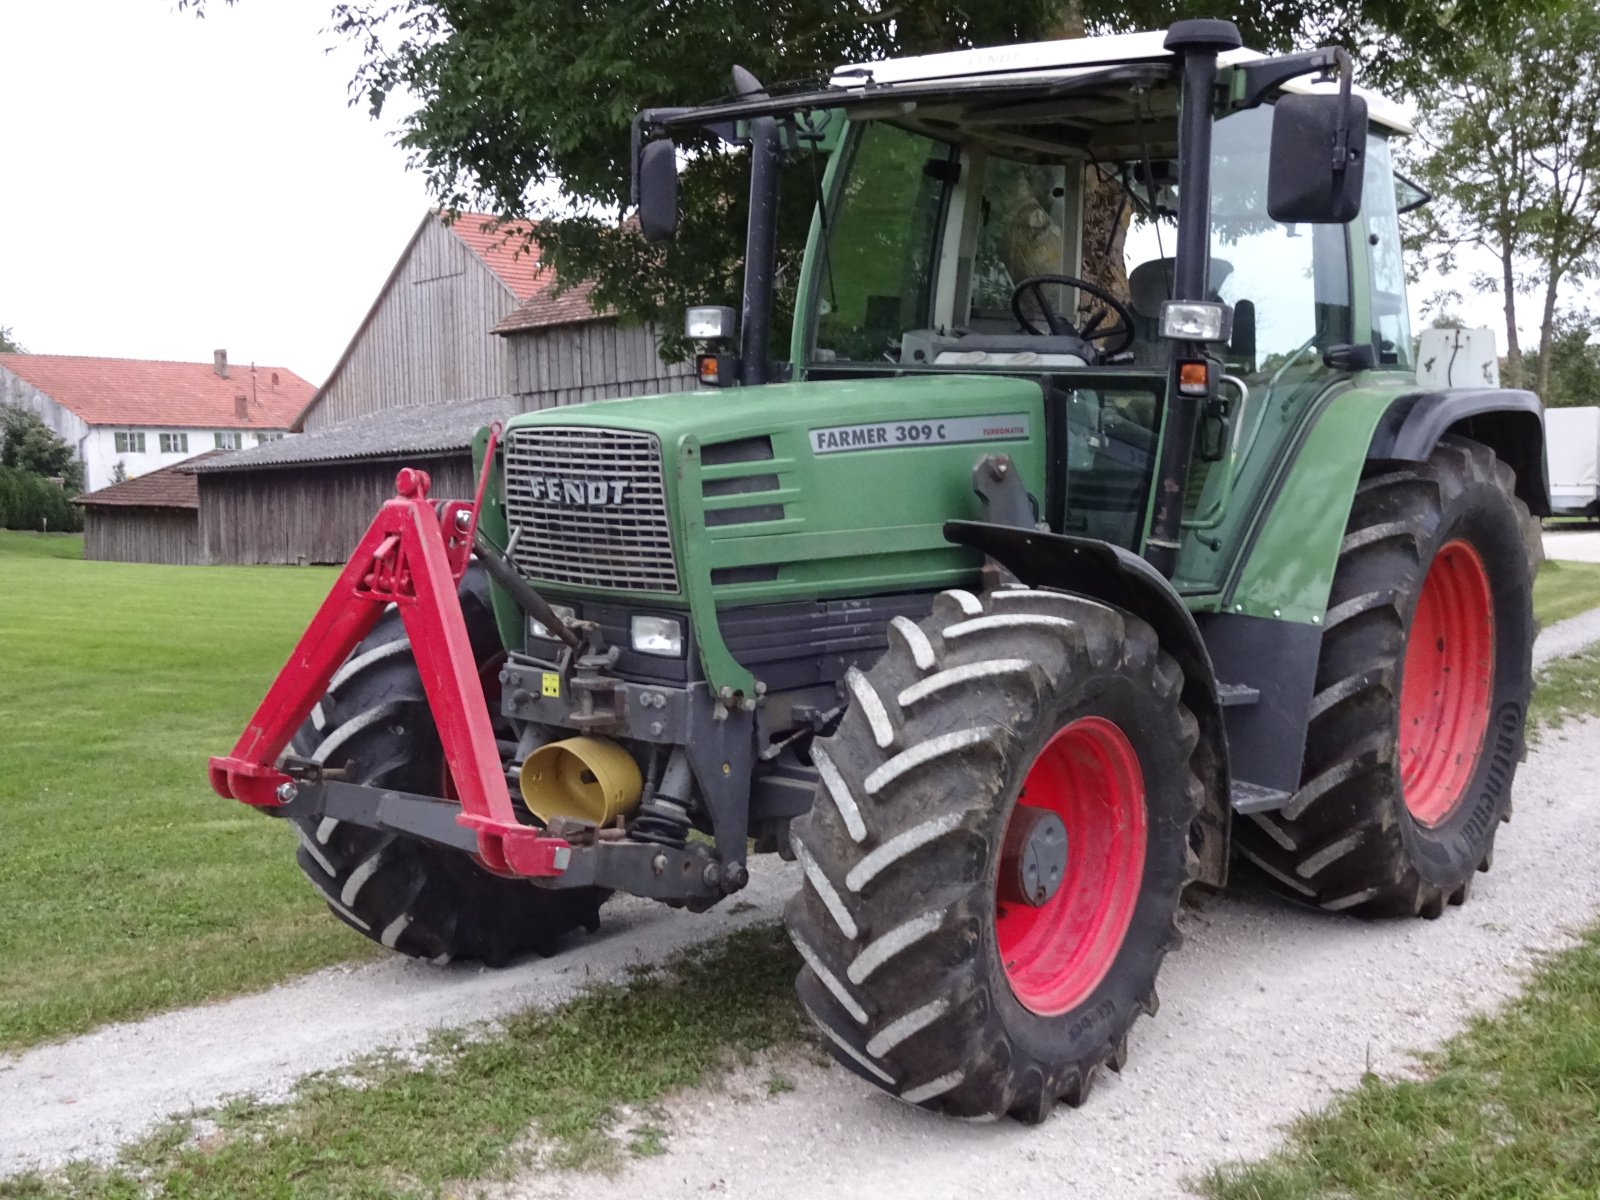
[995,716,1147,1016]
[999,807,1069,907]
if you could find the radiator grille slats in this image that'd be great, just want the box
[503,426,680,592]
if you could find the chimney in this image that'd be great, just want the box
[235,392,249,420]
[214,349,229,379]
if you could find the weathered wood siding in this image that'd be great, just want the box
[306,220,520,432]
[83,508,201,565]
[197,456,476,565]
[509,320,697,409]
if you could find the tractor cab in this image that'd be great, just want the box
[638,24,1418,572]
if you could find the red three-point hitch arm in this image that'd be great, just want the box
[207,424,571,878]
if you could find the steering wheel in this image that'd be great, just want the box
[1011,274,1136,357]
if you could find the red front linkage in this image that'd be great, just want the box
[207,424,570,878]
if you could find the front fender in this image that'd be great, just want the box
[943,520,1230,888]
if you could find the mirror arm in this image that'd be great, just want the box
[1235,47,1344,110]
[630,108,696,205]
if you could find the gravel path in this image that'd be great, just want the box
[3,617,1598,1183]
[507,722,1600,1200]
[1543,528,1600,563]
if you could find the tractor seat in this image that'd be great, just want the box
[1126,257,1234,365]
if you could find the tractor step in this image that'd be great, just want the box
[1216,682,1262,707]
[1230,780,1294,814]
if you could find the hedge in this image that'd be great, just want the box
[0,468,85,533]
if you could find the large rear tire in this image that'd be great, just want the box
[784,587,1201,1121]
[1236,436,1538,917]
[286,565,604,964]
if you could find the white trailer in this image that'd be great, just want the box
[1545,406,1600,517]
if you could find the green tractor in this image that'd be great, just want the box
[212,19,1548,1122]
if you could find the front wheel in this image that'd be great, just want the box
[785,587,1201,1121]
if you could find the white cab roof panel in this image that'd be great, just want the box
[831,30,1413,134]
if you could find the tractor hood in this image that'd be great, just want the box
[499,374,1048,611]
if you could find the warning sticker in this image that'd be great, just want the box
[541,672,561,699]
[809,413,1031,455]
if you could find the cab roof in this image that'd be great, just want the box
[831,29,1413,135]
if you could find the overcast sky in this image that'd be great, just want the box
[0,0,431,383]
[0,2,1557,385]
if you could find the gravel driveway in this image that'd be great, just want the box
[4,611,1600,1186]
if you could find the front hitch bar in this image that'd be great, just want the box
[207,425,573,879]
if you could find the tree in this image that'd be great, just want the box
[1532,309,1600,408]
[186,0,1553,354]
[111,459,129,485]
[0,325,23,354]
[1409,3,1600,398]
[0,405,85,492]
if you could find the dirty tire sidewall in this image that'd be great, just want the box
[785,587,1200,1122]
[286,564,604,964]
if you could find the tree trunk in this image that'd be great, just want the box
[1500,243,1523,389]
[1535,272,1561,400]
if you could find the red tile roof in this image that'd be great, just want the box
[446,213,545,301]
[492,278,609,333]
[0,355,315,429]
[75,450,227,509]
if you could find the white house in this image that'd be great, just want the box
[0,351,315,491]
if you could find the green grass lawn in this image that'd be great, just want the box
[1532,558,1600,625]
[0,532,376,1049]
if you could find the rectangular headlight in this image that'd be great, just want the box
[685,305,736,340]
[630,613,684,658]
[1159,300,1233,343]
[530,603,576,641]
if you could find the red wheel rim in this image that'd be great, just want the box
[995,716,1147,1016]
[1399,539,1495,826]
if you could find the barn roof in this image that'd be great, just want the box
[492,277,609,334]
[446,212,544,301]
[187,395,518,474]
[0,354,315,429]
[75,450,227,509]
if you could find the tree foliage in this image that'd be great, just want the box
[1409,1,1600,398]
[1534,310,1600,409]
[0,324,23,354]
[1,405,85,493]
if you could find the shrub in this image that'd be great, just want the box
[0,467,85,533]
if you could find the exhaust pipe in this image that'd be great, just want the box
[519,737,643,826]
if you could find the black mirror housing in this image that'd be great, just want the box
[1267,92,1368,224]
[638,138,679,242]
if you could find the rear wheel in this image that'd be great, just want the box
[286,565,604,964]
[1237,436,1538,917]
[785,587,1201,1121]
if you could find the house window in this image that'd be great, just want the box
[159,432,189,454]
[113,431,146,453]
[214,431,242,450]
[256,431,285,443]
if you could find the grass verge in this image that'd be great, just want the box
[0,924,809,1198]
[1200,924,1600,1200]
[0,532,375,1048]
[1199,646,1600,1200]
[1532,558,1600,626]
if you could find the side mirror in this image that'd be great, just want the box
[1267,92,1368,223]
[637,138,679,243]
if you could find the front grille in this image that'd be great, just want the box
[503,426,680,592]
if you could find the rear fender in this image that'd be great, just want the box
[944,520,1230,888]
[1368,388,1550,515]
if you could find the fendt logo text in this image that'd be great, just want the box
[525,476,630,507]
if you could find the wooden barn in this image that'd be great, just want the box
[185,398,505,565]
[75,450,225,565]
[194,210,696,565]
